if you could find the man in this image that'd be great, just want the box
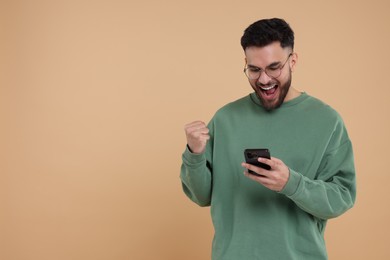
[180,18,356,260]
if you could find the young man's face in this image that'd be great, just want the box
[245,42,297,111]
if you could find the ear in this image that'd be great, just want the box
[290,52,298,72]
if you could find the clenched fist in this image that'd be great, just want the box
[184,121,210,154]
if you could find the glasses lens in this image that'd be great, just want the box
[245,68,260,79]
[265,68,281,78]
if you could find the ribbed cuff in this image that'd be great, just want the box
[279,168,302,197]
[182,146,206,166]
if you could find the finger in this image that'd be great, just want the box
[243,170,270,186]
[241,162,270,177]
[243,171,257,180]
[185,123,209,135]
[244,170,277,186]
[190,130,210,140]
[257,157,275,169]
[184,120,205,127]
[197,134,210,143]
[197,128,210,134]
[184,121,206,130]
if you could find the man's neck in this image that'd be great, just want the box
[284,87,302,102]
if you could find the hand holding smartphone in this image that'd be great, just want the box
[244,149,271,176]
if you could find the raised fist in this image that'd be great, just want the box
[184,121,210,154]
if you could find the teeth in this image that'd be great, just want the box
[260,84,277,91]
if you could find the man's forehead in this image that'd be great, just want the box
[245,42,287,56]
[245,43,290,65]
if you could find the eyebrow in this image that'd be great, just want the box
[267,61,282,67]
[247,61,282,70]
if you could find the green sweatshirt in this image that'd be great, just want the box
[180,92,356,260]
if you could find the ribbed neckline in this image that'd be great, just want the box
[249,92,309,109]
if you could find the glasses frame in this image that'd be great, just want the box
[244,53,293,80]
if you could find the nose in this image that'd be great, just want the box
[256,71,272,85]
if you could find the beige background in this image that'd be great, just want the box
[1,0,389,259]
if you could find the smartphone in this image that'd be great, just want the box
[244,149,271,175]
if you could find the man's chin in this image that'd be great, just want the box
[256,93,280,111]
[263,102,281,111]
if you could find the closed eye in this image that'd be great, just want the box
[248,67,260,72]
[267,66,280,71]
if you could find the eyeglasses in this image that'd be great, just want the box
[243,53,292,80]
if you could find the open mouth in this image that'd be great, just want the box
[259,83,278,96]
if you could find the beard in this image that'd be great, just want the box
[252,70,292,111]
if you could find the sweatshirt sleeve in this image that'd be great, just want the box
[180,148,212,206]
[180,121,214,207]
[279,123,356,220]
